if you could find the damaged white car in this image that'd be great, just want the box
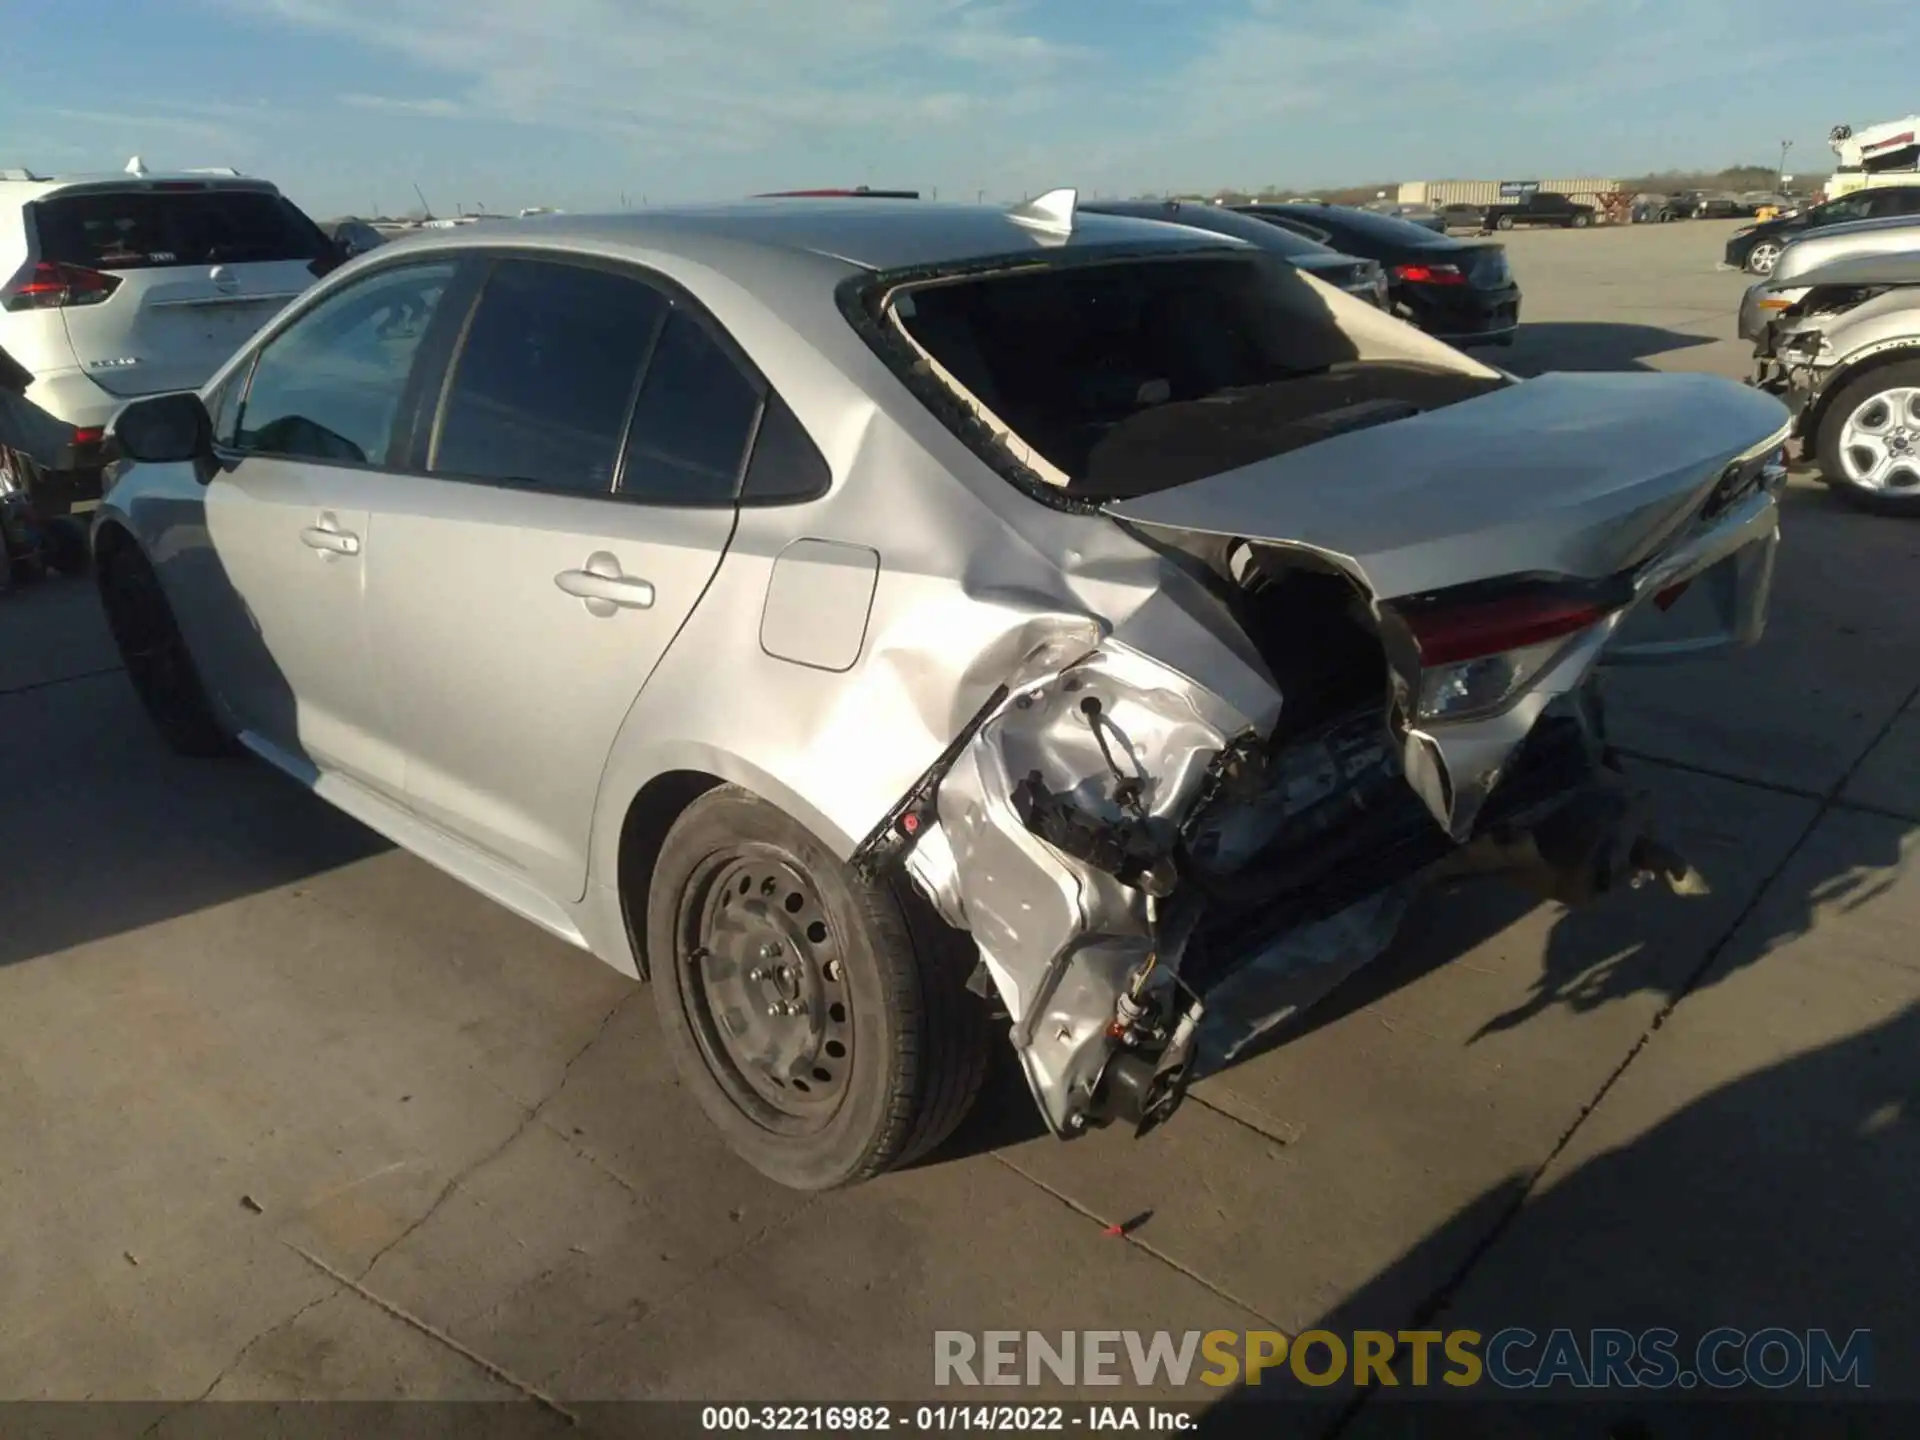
[94,192,1790,1189]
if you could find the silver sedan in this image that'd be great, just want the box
[95,194,1791,1188]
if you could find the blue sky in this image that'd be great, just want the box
[3,0,1912,217]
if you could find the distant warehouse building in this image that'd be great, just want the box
[1398,177,1621,207]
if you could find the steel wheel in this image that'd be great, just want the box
[1746,240,1782,276]
[647,785,992,1189]
[675,847,854,1132]
[1835,386,1920,494]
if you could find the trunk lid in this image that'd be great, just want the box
[1455,243,1512,290]
[31,183,325,398]
[1103,371,1791,601]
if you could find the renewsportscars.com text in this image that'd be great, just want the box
[933,1328,1873,1390]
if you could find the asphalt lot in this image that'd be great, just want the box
[2,218,1917,1429]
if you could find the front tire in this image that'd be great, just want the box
[97,540,237,756]
[648,786,992,1190]
[1815,361,1920,513]
[1746,240,1782,276]
[1495,214,1515,231]
[1571,213,1591,229]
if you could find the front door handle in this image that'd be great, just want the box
[556,552,654,617]
[300,516,360,556]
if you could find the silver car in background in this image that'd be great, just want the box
[95,194,1790,1190]
[1740,214,1920,349]
[1758,249,1920,511]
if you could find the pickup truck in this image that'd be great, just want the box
[1482,191,1597,231]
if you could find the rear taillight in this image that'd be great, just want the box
[1394,588,1624,723]
[1401,592,1618,665]
[1391,262,1467,286]
[3,261,121,312]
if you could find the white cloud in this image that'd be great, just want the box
[186,0,1900,206]
[221,0,1074,158]
[43,104,261,159]
[338,93,465,117]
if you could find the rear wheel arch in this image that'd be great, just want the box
[615,769,728,980]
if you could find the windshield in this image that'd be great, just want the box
[876,251,1500,501]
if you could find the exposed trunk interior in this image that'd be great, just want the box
[1081,362,1504,498]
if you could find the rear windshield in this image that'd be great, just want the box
[873,252,1503,503]
[32,188,330,271]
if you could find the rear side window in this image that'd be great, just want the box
[617,309,764,505]
[32,188,330,271]
[433,259,667,494]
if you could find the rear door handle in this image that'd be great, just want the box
[556,552,654,616]
[300,518,360,556]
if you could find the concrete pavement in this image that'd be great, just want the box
[1,220,1914,1427]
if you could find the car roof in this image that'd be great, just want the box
[384,200,1244,279]
[0,171,280,203]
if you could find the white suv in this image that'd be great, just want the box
[0,162,334,513]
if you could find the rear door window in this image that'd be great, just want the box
[431,258,668,494]
[32,188,330,271]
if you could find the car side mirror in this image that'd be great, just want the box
[112,391,213,465]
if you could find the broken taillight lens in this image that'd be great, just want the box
[1396,588,1624,723]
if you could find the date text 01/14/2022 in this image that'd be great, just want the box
[698,1404,1197,1431]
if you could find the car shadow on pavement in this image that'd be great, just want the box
[1189,786,1919,1434]
[1196,997,1920,1436]
[1500,324,1719,376]
[0,572,388,972]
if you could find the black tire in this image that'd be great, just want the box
[96,540,237,756]
[648,785,992,1190]
[43,515,89,576]
[1814,361,1920,514]
[1571,213,1591,229]
[1494,214,1515,231]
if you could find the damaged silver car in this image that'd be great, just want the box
[1754,248,1920,512]
[93,192,1791,1189]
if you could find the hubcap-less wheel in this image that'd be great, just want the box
[1747,241,1782,276]
[677,849,853,1130]
[1837,387,1920,494]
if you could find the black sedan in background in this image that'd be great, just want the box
[1235,203,1521,346]
[1079,200,1390,307]
[1723,185,1920,275]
